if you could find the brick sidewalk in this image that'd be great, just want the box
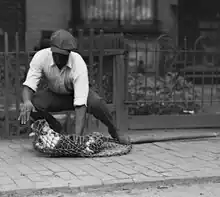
[0,138,220,194]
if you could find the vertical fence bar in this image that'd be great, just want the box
[216,52,220,104]
[95,31,101,129]
[210,52,215,105]
[144,38,148,105]
[172,43,177,104]
[122,35,129,132]
[88,29,95,132]
[183,37,187,71]
[113,51,117,123]
[89,29,94,86]
[163,42,167,103]
[98,30,104,97]
[25,32,30,74]
[211,50,215,105]
[135,40,138,102]
[154,42,157,103]
[215,66,219,104]
[112,34,118,124]
[124,34,129,106]
[192,45,197,102]
[4,32,10,137]
[78,29,84,53]
[201,50,205,107]
[96,30,104,130]
[183,37,188,108]
[15,33,21,136]
[24,32,31,135]
[114,45,119,128]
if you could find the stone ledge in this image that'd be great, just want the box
[1,175,220,197]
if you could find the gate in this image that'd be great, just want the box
[0,30,128,137]
[125,34,220,130]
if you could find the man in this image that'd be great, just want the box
[18,29,130,145]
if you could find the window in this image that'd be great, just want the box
[81,0,154,25]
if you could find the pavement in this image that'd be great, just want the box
[0,137,220,196]
[20,183,220,197]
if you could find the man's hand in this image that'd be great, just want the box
[18,101,35,125]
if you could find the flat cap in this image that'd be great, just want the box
[50,29,77,55]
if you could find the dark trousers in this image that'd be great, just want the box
[30,88,119,138]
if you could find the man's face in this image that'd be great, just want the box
[52,52,69,69]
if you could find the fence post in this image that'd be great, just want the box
[114,40,128,134]
[87,29,95,132]
[96,29,104,130]
[24,32,32,135]
[78,29,84,52]
[124,39,129,118]
[3,32,10,137]
[98,29,104,97]
[15,32,21,136]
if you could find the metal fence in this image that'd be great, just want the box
[1,30,220,137]
[125,34,220,114]
[124,34,220,130]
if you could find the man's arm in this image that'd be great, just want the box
[18,51,44,124]
[22,50,44,102]
[22,86,35,103]
[73,54,89,136]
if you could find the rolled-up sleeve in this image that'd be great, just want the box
[73,53,89,106]
[74,71,89,106]
[23,51,43,92]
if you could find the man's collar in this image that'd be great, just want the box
[49,53,73,68]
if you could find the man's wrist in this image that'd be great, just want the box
[23,100,32,104]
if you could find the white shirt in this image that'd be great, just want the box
[23,48,89,106]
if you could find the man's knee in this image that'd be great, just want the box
[31,95,46,111]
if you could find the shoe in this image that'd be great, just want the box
[108,128,131,145]
[117,135,131,145]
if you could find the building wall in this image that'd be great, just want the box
[158,0,178,43]
[25,0,178,50]
[26,0,72,50]
[0,0,25,51]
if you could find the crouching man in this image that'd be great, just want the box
[18,29,130,145]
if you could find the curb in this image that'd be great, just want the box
[1,176,220,196]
